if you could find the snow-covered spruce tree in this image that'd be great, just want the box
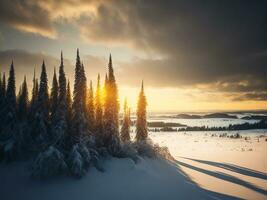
[94,74,103,146]
[71,49,89,144]
[66,80,72,129]
[0,73,6,135]
[64,80,73,149]
[28,70,39,120]
[103,55,120,152]
[81,63,87,114]
[54,52,68,148]
[0,73,2,105]
[120,98,131,143]
[37,61,50,122]
[50,66,66,146]
[0,73,5,160]
[17,76,29,121]
[30,61,50,150]
[135,81,148,141]
[50,68,58,125]
[87,80,95,134]
[16,76,31,157]
[1,61,18,160]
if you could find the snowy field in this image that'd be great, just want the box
[150,130,267,200]
[0,115,267,200]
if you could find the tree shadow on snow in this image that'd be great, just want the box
[173,158,267,196]
[164,160,242,200]
[181,157,267,180]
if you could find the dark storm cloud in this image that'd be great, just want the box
[78,0,267,96]
[232,92,267,101]
[0,0,266,101]
[0,0,56,37]
[0,49,73,89]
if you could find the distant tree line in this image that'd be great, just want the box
[0,50,152,178]
[148,120,267,132]
[178,120,267,132]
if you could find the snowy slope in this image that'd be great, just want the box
[0,157,239,200]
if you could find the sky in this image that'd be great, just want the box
[0,0,267,112]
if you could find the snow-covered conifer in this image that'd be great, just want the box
[50,68,58,124]
[135,81,148,141]
[86,80,94,133]
[120,98,131,143]
[103,55,120,148]
[71,49,88,143]
[17,76,29,121]
[95,74,103,146]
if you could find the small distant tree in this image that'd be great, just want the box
[120,98,131,143]
[135,81,148,141]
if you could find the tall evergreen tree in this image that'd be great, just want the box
[2,73,6,98]
[30,61,49,146]
[52,52,68,147]
[57,51,67,120]
[66,80,72,126]
[29,70,38,119]
[2,61,17,138]
[50,68,58,124]
[87,80,95,133]
[103,55,120,146]
[120,98,131,143]
[95,74,103,145]
[0,73,4,131]
[17,76,29,121]
[71,49,88,143]
[135,81,148,141]
[6,61,16,114]
[58,52,67,117]
[58,51,67,104]
[0,73,6,136]
[81,63,87,112]
[37,61,50,121]
[0,73,2,100]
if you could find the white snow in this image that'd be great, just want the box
[0,128,266,200]
[0,156,241,200]
[149,130,267,200]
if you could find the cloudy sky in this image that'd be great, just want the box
[0,0,266,112]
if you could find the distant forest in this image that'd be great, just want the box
[0,50,167,178]
[149,120,267,132]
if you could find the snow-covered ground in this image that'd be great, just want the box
[1,111,267,200]
[150,130,267,200]
[0,156,241,200]
[1,129,266,200]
